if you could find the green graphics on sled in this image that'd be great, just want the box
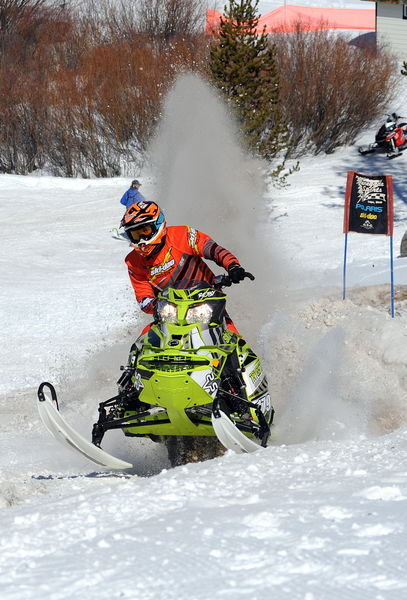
[37,276,274,469]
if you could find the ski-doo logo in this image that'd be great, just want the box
[359,213,377,221]
[150,258,175,277]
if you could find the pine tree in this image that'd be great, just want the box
[208,0,288,163]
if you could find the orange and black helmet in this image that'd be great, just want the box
[120,201,166,256]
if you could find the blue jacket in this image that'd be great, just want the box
[120,188,145,209]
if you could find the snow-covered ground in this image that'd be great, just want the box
[1,42,407,600]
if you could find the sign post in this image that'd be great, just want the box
[343,171,394,317]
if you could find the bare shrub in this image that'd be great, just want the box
[0,1,73,173]
[137,0,205,43]
[75,0,206,46]
[44,0,208,176]
[0,0,68,61]
[0,0,50,37]
[276,25,398,155]
[43,32,208,177]
[0,95,47,173]
[0,0,209,176]
[72,0,140,46]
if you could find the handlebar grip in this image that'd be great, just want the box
[214,274,232,287]
[213,272,255,288]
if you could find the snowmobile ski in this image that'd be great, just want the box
[358,144,376,155]
[387,149,402,159]
[37,382,132,470]
[211,409,262,453]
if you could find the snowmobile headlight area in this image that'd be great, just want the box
[185,303,213,324]
[157,300,213,324]
[158,302,178,323]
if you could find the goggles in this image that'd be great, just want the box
[125,223,155,244]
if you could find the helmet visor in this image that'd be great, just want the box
[126,223,155,243]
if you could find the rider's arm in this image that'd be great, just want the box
[125,258,156,314]
[189,227,240,270]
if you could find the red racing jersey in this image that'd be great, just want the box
[125,225,240,313]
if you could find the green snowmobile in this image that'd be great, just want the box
[38,274,274,469]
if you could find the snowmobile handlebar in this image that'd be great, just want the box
[214,272,255,288]
[386,113,405,121]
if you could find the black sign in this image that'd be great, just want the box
[343,171,393,236]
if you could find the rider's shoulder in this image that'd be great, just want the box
[165,224,191,239]
[167,224,188,231]
[167,225,206,243]
[167,225,206,235]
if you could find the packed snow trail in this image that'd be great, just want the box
[1,429,407,599]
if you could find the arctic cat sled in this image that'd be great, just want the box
[358,113,407,159]
[38,275,274,469]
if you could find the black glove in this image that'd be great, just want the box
[228,264,253,284]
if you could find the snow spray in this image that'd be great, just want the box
[148,74,407,445]
[149,72,288,342]
[273,327,367,443]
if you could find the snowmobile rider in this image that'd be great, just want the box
[117,201,261,406]
[120,201,252,324]
[120,179,145,210]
